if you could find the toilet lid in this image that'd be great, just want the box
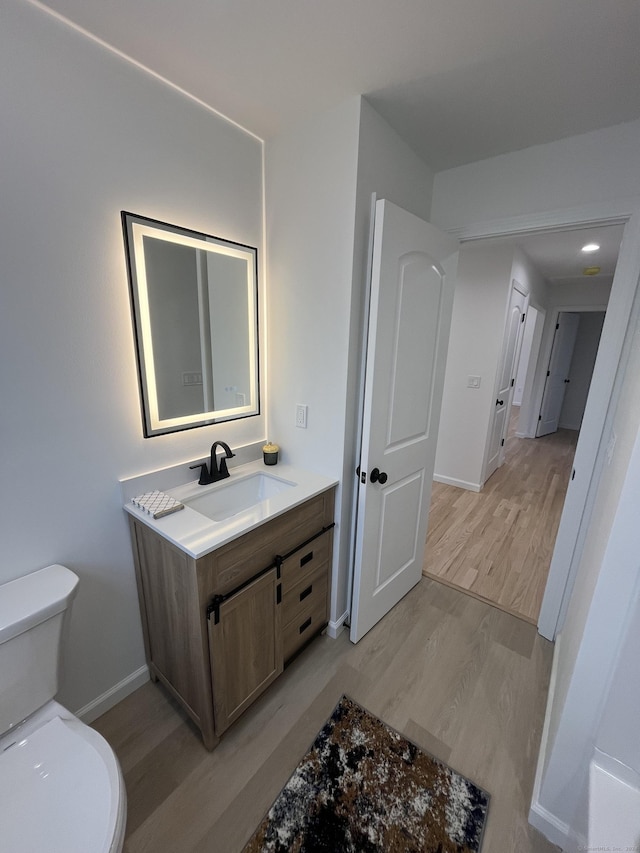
[1,715,121,853]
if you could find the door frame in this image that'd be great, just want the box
[515,302,547,437]
[536,311,581,438]
[527,304,609,440]
[482,279,529,483]
[346,193,379,627]
[448,198,640,640]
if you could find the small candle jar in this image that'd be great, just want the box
[262,442,279,465]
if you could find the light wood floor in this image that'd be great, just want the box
[94,579,558,853]
[424,412,578,624]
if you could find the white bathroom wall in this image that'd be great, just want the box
[264,96,434,628]
[581,574,640,850]
[0,0,265,715]
[535,315,640,844]
[264,97,361,628]
[430,123,640,847]
[596,567,640,776]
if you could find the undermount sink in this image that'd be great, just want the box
[182,472,296,522]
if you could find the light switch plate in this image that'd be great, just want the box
[468,375,481,388]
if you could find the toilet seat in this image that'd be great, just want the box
[0,712,126,853]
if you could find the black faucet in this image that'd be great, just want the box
[190,441,236,485]
[210,441,235,480]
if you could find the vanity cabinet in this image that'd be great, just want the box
[129,487,335,750]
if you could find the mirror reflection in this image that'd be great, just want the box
[122,212,259,437]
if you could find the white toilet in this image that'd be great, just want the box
[0,564,126,852]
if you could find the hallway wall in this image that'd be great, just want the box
[435,241,550,490]
[434,242,514,490]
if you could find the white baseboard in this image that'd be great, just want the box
[327,610,349,639]
[75,664,150,724]
[559,420,581,432]
[529,801,570,849]
[433,474,482,492]
[566,827,588,853]
[529,634,569,849]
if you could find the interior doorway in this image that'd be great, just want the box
[535,309,606,437]
[424,223,621,625]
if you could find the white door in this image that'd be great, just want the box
[484,283,528,481]
[537,312,580,437]
[349,199,458,643]
[513,306,539,406]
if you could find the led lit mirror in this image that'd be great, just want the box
[122,212,259,437]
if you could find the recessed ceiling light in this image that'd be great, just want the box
[583,266,601,276]
[581,243,600,253]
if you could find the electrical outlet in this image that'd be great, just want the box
[296,404,308,429]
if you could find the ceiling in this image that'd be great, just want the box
[481,223,624,284]
[35,0,640,171]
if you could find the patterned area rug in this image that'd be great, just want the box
[243,695,489,852]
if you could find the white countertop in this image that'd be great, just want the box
[123,459,337,559]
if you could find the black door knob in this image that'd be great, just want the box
[370,467,388,485]
[496,398,504,406]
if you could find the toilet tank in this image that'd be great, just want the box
[0,565,79,734]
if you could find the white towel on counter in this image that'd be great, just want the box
[131,490,184,519]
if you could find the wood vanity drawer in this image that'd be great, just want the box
[280,528,332,592]
[283,572,329,662]
[201,491,334,597]
[282,564,328,625]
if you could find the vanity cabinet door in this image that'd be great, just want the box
[208,568,283,736]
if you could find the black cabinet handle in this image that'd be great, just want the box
[300,584,313,602]
[370,467,388,485]
[299,617,312,634]
[300,551,313,568]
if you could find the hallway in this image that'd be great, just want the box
[423,413,578,624]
